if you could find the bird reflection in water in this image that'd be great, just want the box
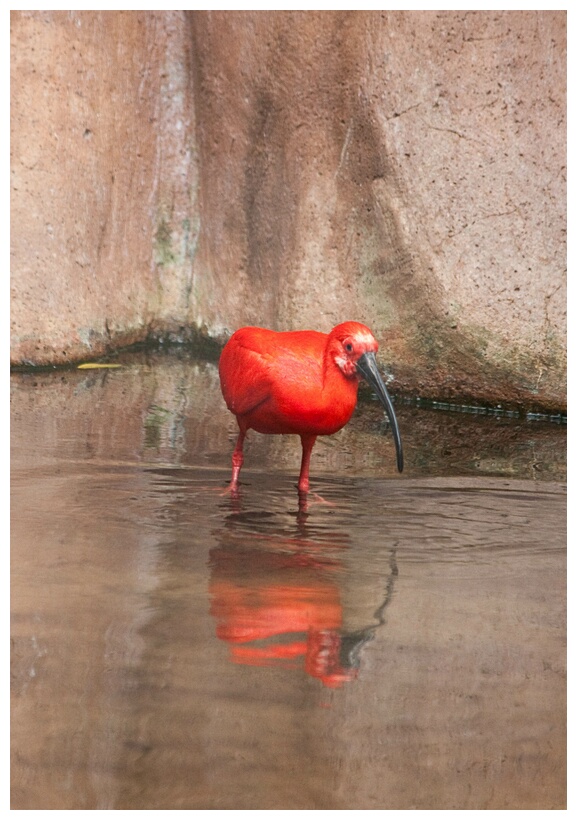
[209,497,397,688]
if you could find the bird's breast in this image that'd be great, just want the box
[248,375,359,436]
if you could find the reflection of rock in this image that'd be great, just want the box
[9,354,566,484]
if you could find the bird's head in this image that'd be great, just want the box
[328,322,404,473]
[328,322,379,378]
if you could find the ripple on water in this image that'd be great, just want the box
[11,363,566,809]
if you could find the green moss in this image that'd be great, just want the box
[154,217,177,267]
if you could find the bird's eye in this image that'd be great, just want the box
[345,343,353,353]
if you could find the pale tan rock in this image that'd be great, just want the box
[10,11,566,411]
[10,11,198,363]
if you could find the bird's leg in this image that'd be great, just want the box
[298,434,317,494]
[228,428,247,493]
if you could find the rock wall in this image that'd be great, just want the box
[10,11,566,411]
[10,11,198,363]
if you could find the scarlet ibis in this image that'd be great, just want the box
[219,321,403,494]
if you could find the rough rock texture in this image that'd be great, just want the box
[189,10,566,410]
[10,11,566,410]
[10,10,198,363]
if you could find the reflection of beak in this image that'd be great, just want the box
[356,351,404,473]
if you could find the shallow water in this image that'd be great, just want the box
[11,353,566,809]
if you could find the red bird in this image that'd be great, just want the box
[219,321,403,494]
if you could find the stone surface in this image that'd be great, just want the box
[10,11,198,363]
[10,11,566,411]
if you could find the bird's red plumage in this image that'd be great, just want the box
[219,325,361,436]
[218,322,400,494]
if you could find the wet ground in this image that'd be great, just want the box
[11,351,566,809]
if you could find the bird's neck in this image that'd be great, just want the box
[322,349,361,398]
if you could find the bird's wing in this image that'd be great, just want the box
[219,328,278,416]
[219,327,327,418]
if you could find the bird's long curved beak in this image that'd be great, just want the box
[356,352,404,473]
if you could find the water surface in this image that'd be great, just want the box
[11,354,566,809]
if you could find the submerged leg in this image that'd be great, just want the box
[298,434,317,494]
